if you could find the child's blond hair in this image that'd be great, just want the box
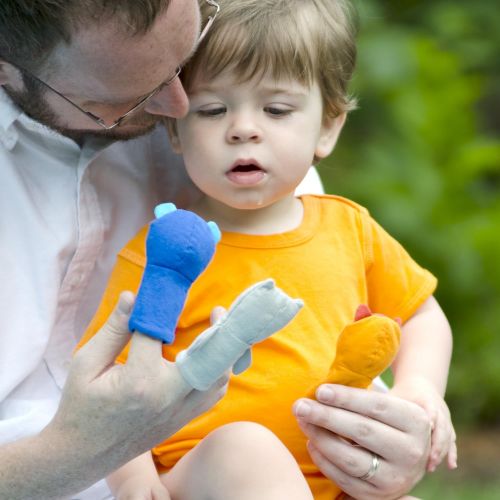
[182,0,358,119]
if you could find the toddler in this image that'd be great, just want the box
[81,0,457,498]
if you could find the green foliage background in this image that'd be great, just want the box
[319,0,500,428]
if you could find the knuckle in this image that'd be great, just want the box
[314,408,333,428]
[126,380,149,404]
[355,422,373,439]
[414,405,432,429]
[406,442,426,466]
[342,452,360,470]
[371,399,389,417]
[334,475,352,491]
[126,377,163,413]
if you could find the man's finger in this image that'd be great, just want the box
[315,385,430,432]
[74,291,135,379]
[126,329,165,371]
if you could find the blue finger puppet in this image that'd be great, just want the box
[128,203,220,343]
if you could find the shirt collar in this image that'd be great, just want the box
[0,87,73,141]
[0,87,22,132]
[0,87,113,152]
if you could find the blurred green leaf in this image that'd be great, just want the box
[320,0,500,428]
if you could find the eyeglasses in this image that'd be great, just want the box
[14,0,220,130]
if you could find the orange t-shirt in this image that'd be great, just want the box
[79,195,437,499]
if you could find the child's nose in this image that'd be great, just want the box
[226,116,262,144]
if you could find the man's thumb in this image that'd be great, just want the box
[73,291,135,379]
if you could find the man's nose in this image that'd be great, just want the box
[226,115,262,144]
[144,78,189,119]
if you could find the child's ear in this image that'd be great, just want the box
[315,112,347,159]
[165,118,182,154]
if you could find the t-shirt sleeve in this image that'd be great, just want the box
[75,227,149,363]
[360,211,437,323]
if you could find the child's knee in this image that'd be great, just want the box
[171,422,311,498]
[201,422,295,474]
[206,421,284,453]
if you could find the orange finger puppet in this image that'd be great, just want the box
[308,305,401,397]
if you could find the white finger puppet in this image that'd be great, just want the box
[176,279,304,391]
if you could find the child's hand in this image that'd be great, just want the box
[113,475,171,500]
[390,377,457,472]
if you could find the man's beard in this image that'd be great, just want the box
[3,74,161,144]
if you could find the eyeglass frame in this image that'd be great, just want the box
[11,0,220,130]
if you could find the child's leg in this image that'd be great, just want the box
[161,422,313,499]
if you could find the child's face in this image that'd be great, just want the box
[171,71,343,210]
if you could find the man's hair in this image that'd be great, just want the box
[0,0,171,71]
[182,0,358,119]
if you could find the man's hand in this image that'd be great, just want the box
[293,384,432,500]
[45,292,228,496]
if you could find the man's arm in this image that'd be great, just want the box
[0,293,227,500]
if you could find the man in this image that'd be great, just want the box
[0,1,432,498]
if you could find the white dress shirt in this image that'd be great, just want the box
[0,88,200,499]
[0,88,324,499]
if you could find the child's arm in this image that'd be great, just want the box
[107,452,170,500]
[390,295,457,472]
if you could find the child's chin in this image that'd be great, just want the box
[227,199,269,210]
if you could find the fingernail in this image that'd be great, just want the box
[317,386,334,402]
[294,401,312,417]
[118,293,134,315]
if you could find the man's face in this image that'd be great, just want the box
[2,0,200,143]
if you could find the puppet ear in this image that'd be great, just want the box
[154,203,177,218]
[207,221,222,243]
[315,113,347,160]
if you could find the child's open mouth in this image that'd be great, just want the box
[226,161,267,186]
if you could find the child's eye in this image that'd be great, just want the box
[197,106,227,117]
[264,106,292,117]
